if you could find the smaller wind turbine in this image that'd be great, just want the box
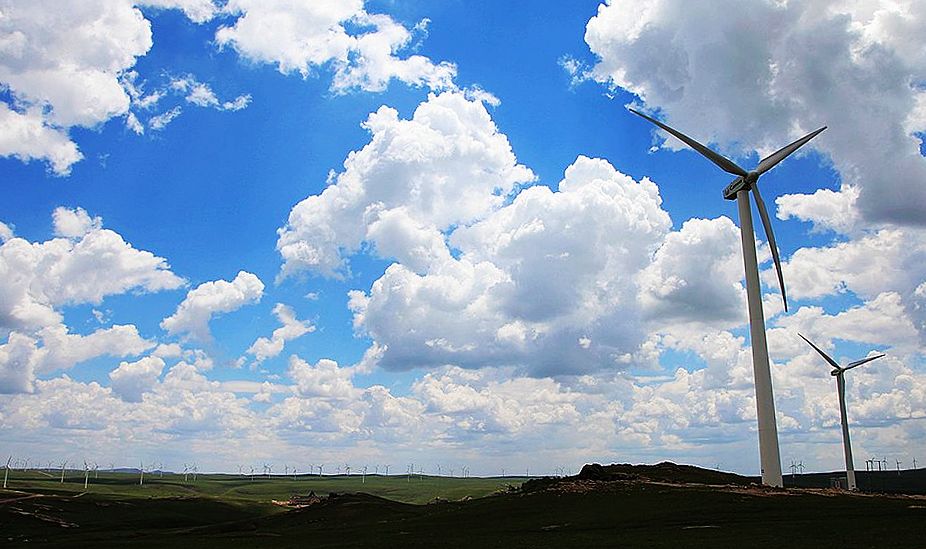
[83,461,90,490]
[383,464,389,476]
[799,333,885,491]
[3,455,11,488]
[896,459,902,475]
[139,462,145,486]
[317,464,324,476]
[59,460,67,484]
[361,465,367,484]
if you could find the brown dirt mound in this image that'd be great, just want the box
[577,462,757,486]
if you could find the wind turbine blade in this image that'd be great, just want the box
[755,127,827,175]
[628,108,748,177]
[798,333,841,370]
[845,354,885,371]
[751,181,787,311]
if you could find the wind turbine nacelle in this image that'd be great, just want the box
[723,176,748,200]
[831,369,842,376]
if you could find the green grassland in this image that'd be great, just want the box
[0,469,521,504]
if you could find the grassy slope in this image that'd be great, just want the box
[0,471,521,546]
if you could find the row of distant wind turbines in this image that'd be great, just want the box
[0,460,503,489]
[234,463,478,482]
[629,108,888,489]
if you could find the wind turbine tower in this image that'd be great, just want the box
[799,333,884,491]
[630,108,826,487]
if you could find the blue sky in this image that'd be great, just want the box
[1,0,924,477]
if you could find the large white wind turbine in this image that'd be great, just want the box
[799,333,885,491]
[630,108,826,487]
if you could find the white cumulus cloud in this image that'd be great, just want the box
[109,355,165,402]
[0,0,153,173]
[216,0,456,93]
[349,155,671,376]
[277,91,535,279]
[584,0,926,225]
[161,271,264,341]
[0,207,184,335]
[245,303,315,364]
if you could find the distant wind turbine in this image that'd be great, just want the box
[59,460,67,484]
[83,460,90,490]
[799,333,885,491]
[631,108,826,487]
